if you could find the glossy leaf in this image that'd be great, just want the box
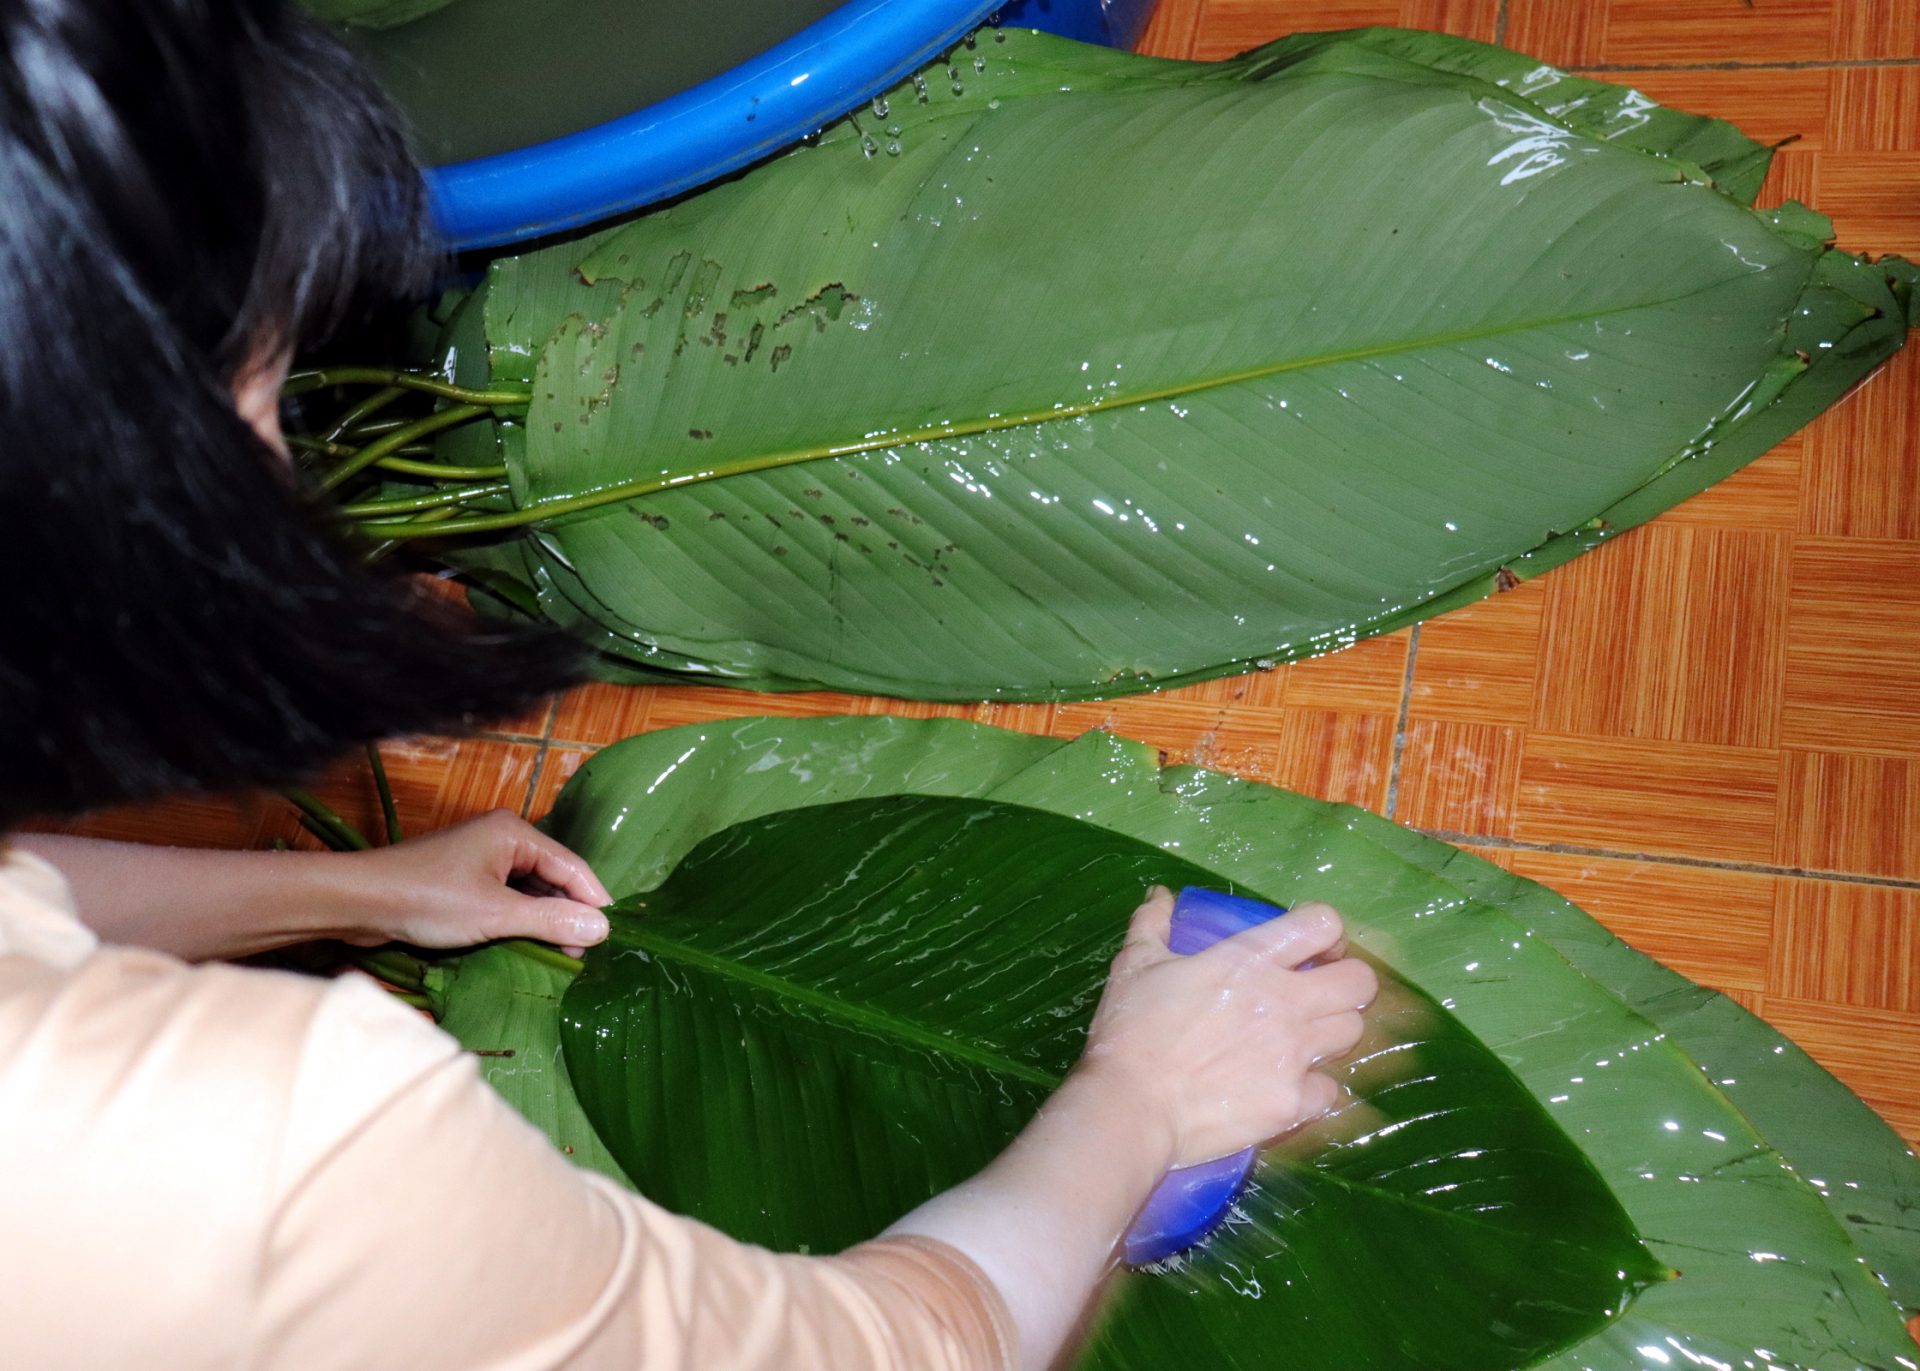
[429,716,1920,1367]
[425,941,631,1186]
[559,794,1667,1369]
[435,26,1914,701]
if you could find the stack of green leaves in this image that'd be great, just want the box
[426,715,1920,1371]
[406,24,1915,701]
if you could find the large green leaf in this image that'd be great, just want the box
[560,795,1668,1370]
[426,715,1918,1369]
[425,940,632,1186]
[430,26,1914,701]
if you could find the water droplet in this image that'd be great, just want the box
[913,73,929,102]
[871,96,889,118]
[974,55,986,72]
[987,99,999,109]
[952,81,965,96]
[947,67,959,82]
[886,141,902,157]
[861,135,878,158]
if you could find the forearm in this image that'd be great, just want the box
[14,834,387,961]
[885,1070,1169,1371]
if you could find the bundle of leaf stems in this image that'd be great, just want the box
[283,367,530,558]
[280,744,582,1008]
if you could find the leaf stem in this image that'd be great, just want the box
[338,481,511,519]
[366,299,1787,540]
[374,456,509,480]
[366,742,403,845]
[283,367,532,407]
[287,433,357,461]
[316,404,491,493]
[501,938,585,976]
[323,385,407,444]
[283,787,373,851]
[354,945,426,991]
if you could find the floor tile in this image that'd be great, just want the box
[1650,439,1803,533]
[1800,344,1920,542]
[1780,536,1920,757]
[1760,998,1920,1147]
[1831,0,1920,61]
[1831,66,1920,152]
[1408,578,1546,725]
[1769,878,1920,1011]
[978,701,1063,736]
[1182,0,1492,59]
[1597,0,1836,68]
[16,791,283,850]
[1137,0,1207,57]
[1817,152,1920,257]
[1599,68,1829,150]
[270,737,463,851]
[1284,630,1410,714]
[426,739,544,826]
[551,681,657,747]
[528,747,596,825]
[1502,850,1775,993]
[1394,0,1496,42]
[1394,718,1524,836]
[1186,0,1384,58]
[1269,707,1395,813]
[1516,733,1781,862]
[1533,526,1789,750]
[1754,146,1820,214]
[1776,749,1920,879]
[1053,698,1278,781]
[1503,0,1608,67]
[1145,664,1291,711]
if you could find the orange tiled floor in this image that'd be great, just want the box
[25,0,1920,1151]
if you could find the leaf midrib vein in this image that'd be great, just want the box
[400,271,1768,537]
[613,925,1063,1088]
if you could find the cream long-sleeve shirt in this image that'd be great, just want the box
[0,847,1015,1371]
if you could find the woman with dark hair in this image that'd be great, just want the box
[0,0,1377,1365]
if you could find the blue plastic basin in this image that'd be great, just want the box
[425,0,1156,250]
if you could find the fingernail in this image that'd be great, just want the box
[565,911,610,944]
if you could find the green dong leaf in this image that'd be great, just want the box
[559,794,1668,1370]
[433,27,1912,702]
[429,716,1920,1369]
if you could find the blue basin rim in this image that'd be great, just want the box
[426,0,1003,251]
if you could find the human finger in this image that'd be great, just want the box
[470,886,610,950]
[1201,900,1345,972]
[1114,886,1177,966]
[1296,1071,1343,1121]
[1294,956,1379,1019]
[1306,1008,1367,1065]
[495,818,612,909]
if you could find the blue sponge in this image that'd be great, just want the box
[1121,886,1288,1266]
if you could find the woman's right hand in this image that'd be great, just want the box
[1074,886,1378,1173]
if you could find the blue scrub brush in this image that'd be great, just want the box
[1121,886,1295,1266]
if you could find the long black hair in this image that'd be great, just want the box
[0,0,579,828]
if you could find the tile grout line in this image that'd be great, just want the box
[515,697,563,820]
[1417,826,1920,892]
[1571,57,1920,73]
[1382,623,1421,823]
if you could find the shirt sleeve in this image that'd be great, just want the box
[252,1027,1016,1371]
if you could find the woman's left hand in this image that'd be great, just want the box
[337,810,611,955]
